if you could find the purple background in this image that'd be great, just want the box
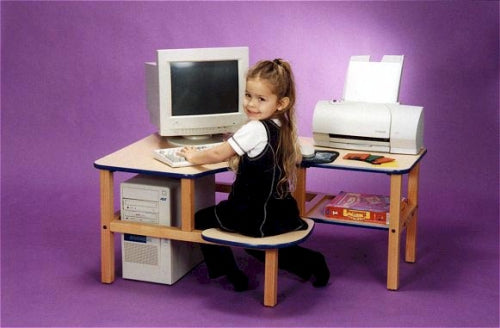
[1,1,498,327]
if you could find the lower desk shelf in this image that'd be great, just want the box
[305,193,415,231]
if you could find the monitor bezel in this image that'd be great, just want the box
[156,47,249,137]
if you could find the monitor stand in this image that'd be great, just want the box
[167,134,224,147]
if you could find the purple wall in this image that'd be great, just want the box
[3,1,498,217]
[1,1,498,321]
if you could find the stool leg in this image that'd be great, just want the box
[264,249,278,307]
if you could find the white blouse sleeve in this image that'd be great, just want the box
[227,120,268,158]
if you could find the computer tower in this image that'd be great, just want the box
[120,174,214,284]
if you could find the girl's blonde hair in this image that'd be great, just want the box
[230,59,300,196]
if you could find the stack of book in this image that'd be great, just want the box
[324,192,391,225]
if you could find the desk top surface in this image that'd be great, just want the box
[94,134,426,178]
[300,137,426,174]
[94,134,229,178]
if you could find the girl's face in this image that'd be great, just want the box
[244,78,287,121]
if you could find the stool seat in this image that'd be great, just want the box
[201,218,314,249]
[201,218,315,307]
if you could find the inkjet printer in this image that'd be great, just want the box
[312,55,424,155]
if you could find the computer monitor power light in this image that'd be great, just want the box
[146,47,249,146]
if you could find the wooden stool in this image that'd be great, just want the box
[201,218,315,307]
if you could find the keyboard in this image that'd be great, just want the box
[153,143,221,168]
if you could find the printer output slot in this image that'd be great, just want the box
[329,134,389,143]
[328,134,390,152]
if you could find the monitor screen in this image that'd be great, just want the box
[171,61,239,116]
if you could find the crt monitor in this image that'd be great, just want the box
[145,47,249,145]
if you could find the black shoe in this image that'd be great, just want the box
[227,269,249,292]
[208,270,225,279]
[311,253,330,287]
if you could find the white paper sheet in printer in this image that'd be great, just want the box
[312,55,424,155]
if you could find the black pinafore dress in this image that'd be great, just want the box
[214,120,307,237]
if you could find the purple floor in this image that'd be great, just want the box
[1,184,498,327]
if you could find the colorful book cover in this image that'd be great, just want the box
[324,191,390,225]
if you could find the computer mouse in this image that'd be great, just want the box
[300,141,315,158]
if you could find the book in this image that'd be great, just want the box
[324,192,390,225]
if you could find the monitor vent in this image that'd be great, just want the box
[123,242,158,266]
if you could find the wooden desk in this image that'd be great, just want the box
[94,134,228,283]
[293,139,427,290]
[95,134,425,290]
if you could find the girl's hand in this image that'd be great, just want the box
[176,142,236,165]
[177,146,197,163]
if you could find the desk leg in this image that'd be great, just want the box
[264,249,279,307]
[405,163,420,263]
[387,174,402,290]
[294,167,307,217]
[181,178,195,231]
[100,170,115,283]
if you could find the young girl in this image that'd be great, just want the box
[179,59,329,291]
